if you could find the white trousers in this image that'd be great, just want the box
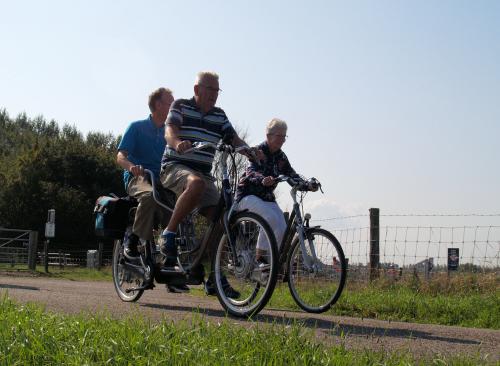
[235,195,287,251]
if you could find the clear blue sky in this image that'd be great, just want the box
[2,0,499,220]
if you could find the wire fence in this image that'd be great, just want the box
[2,212,499,281]
[328,225,499,268]
[312,211,500,280]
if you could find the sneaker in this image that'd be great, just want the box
[255,258,271,271]
[162,255,178,268]
[222,281,241,299]
[204,275,241,299]
[160,232,178,268]
[166,284,190,293]
[204,277,216,296]
[123,229,139,260]
[251,261,270,286]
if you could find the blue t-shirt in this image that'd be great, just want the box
[118,115,166,189]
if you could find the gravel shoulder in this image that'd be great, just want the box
[1,274,499,361]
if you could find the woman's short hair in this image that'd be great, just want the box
[266,118,288,134]
[148,87,173,112]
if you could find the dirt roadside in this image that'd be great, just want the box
[1,274,499,362]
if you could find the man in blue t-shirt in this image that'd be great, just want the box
[117,87,174,260]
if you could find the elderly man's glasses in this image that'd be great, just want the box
[199,84,222,93]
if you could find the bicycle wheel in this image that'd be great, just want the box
[287,228,346,313]
[213,212,278,318]
[112,239,144,302]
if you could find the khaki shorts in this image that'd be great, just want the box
[160,164,219,208]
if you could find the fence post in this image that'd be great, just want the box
[44,240,49,273]
[28,231,38,271]
[98,242,103,270]
[369,208,380,281]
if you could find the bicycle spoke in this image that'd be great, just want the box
[214,212,278,317]
[288,228,346,313]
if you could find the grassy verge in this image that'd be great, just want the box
[0,296,492,366]
[0,264,112,281]
[268,273,500,329]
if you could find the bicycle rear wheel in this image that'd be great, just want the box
[213,212,278,318]
[112,240,144,302]
[287,228,346,313]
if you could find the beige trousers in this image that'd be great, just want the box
[127,175,169,240]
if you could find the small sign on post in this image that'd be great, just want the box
[448,248,459,271]
[44,209,55,273]
[45,209,55,238]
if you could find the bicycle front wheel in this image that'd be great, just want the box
[213,212,278,318]
[112,239,144,302]
[287,228,346,313]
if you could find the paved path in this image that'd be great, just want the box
[1,274,499,361]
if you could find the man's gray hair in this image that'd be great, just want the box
[266,118,288,134]
[196,71,219,85]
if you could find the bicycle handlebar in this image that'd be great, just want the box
[142,169,173,212]
[182,141,251,155]
[276,175,322,193]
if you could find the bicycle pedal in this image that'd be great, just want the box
[159,266,185,275]
[251,268,269,286]
[124,256,142,265]
[254,262,271,271]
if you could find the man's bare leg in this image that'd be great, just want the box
[161,174,206,268]
[166,175,206,232]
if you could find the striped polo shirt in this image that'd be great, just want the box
[161,97,235,174]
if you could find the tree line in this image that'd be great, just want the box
[0,109,124,248]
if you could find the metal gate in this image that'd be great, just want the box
[0,228,38,270]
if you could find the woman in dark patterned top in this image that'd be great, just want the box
[235,118,302,261]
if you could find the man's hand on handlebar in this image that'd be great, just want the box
[236,145,261,161]
[129,164,145,177]
[174,141,264,164]
[254,148,265,162]
[175,140,193,154]
[262,176,276,187]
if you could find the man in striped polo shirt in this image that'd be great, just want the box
[159,71,251,296]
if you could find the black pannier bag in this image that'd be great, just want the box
[94,195,137,239]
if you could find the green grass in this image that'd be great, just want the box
[268,273,500,329]
[0,263,34,271]
[0,296,492,366]
[0,264,112,281]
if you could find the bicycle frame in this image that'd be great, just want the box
[278,180,321,273]
[141,143,244,278]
